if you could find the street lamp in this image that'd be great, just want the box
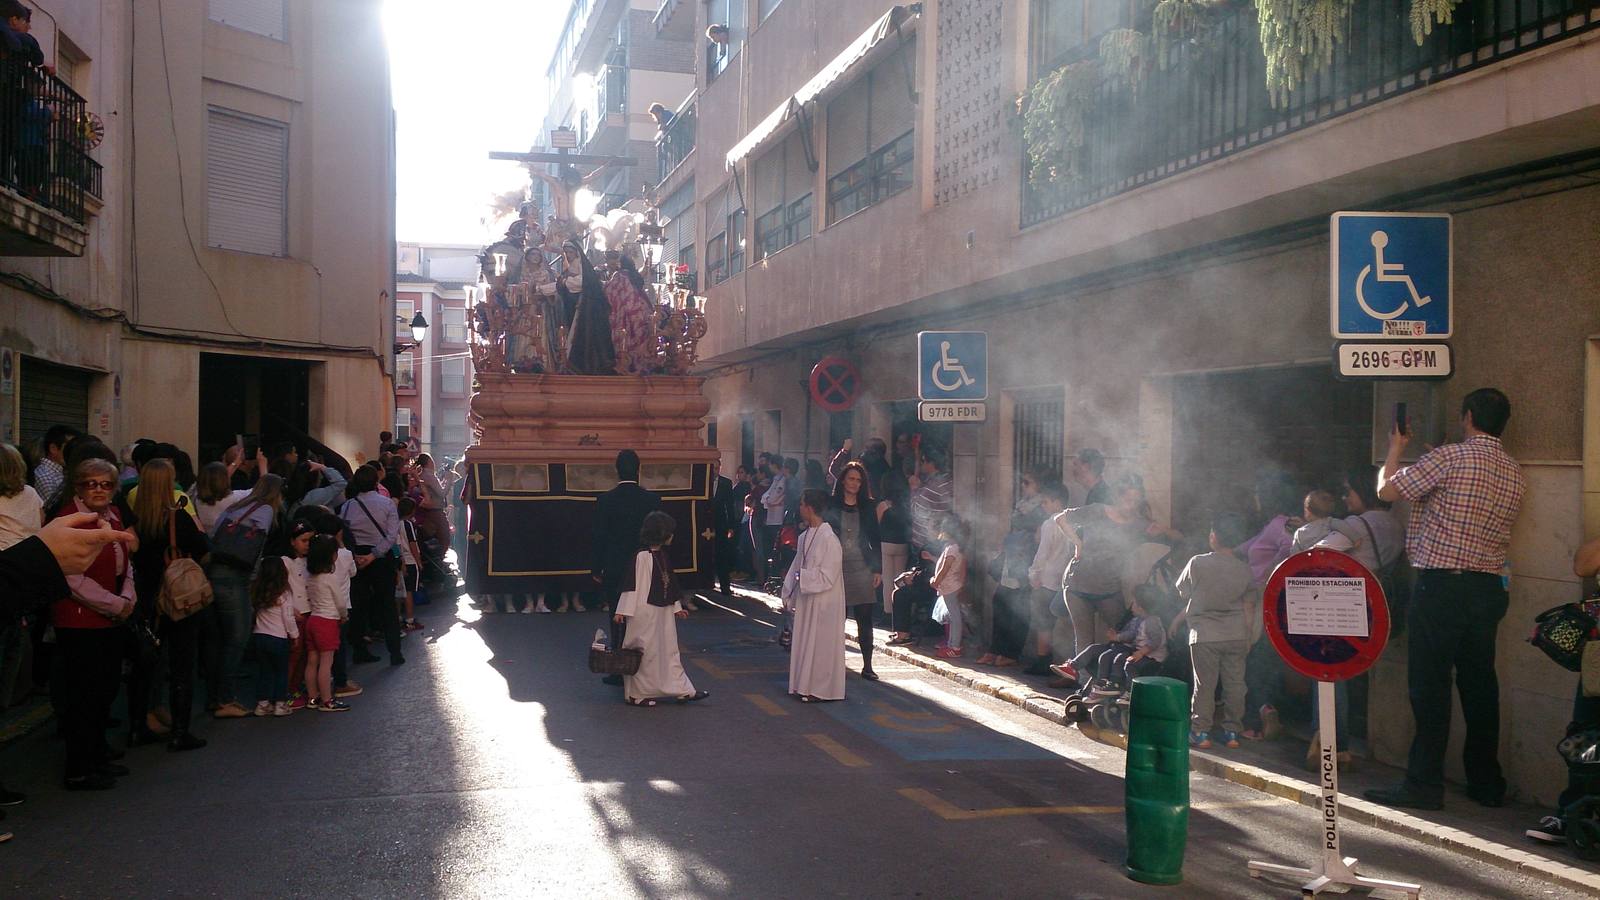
[396,310,429,354]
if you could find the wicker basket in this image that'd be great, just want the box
[588,645,643,676]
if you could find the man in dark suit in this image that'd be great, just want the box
[712,461,740,596]
[591,450,662,685]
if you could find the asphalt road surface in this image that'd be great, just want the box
[0,592,1566,898]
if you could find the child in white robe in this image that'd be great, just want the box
[615,511,709,707]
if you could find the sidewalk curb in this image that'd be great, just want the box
[733,589,1600,895]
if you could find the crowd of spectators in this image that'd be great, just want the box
[0,426,456,843]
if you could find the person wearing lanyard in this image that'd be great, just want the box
[1365,388,1525,812]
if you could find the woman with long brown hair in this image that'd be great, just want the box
[129,459,210,751]
[827,461,882,681]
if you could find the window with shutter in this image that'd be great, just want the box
[208,0,286,41]
[660,179,695,280]
[440,358,468,395]
[206,108,288,257]
[705,186,729,285]
[755,130,814,260]
[825,39,917,225]
[442,308,467,344]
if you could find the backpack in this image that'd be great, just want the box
[158,510,214,621]
[211,501,269,570]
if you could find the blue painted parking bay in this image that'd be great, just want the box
[822,695,1056,762]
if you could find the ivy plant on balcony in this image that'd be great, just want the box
[1021,0,1467,187]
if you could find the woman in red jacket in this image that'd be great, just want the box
[54,458,137,790]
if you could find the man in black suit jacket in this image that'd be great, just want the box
[711,461,739,595]
[591,450,662,683]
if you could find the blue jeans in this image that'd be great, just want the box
[208,565,254,705]
[251,633,290,703]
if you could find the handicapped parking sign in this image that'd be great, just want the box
[917,331,986,401]
[1330,211,1451,339]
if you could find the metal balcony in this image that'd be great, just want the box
[656,95,696,184]
[0,61,97,256]
[1020,0,1600,228]
[654,0,695,40]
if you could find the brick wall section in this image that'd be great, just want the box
[629,9,694,75]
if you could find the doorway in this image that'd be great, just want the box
[197,353,312,465]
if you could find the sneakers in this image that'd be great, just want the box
[306,698,321,711]
[273,701,293,717]
[1190,731,1213,749]
[404,619,425,630]
[1049,661,1080,687]
[1526,816,1566,845]
[335,681,364,698]
[318,700,351,713]
[290,694,309,710]
[935,646,962,659]
[1088,681,1122,700]
[1221,731,1242,749]
[253,701,272,717]
[213,701,250,719]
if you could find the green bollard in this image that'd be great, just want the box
[1124,675,1190,886]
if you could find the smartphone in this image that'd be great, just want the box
[241,432,260,460]
[1395,402,1408,436]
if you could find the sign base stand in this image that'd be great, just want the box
[1246,682,1422,898]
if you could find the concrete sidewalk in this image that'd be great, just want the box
[726,583,1600,896]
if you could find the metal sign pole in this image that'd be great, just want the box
[1247,681,1421,897]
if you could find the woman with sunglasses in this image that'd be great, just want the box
[52,458,137,790]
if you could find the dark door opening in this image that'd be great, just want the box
[1172,365,1374,740]
[887,400,952,473]
[739,414,755,471]
[827,410,854,455]
[198,353,311,466]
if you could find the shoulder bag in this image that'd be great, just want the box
[210,502,268,570]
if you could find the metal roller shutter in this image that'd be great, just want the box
[206,108,288,257]
[660,179,695,275]
[782,131,813,203]
[826,82,869,178]
[754,143,784,218]
[208,0,286,40]
[18,358,91,447]
[870,41,917,148]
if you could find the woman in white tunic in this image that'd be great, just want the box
[614,512,709,707]
[785,489,847,702]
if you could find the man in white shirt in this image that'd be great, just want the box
[1024,482,1072,675]
[760,457,788,573]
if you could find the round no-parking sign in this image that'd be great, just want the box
[808,355,861,413]
[1261,549,1390,683]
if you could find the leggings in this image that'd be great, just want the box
[850,604,875,671]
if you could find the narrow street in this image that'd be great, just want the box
[0,591,1560,898]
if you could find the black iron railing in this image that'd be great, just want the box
[0,60,95,223]
[1021,0,1600,227]
[656,96,696,182]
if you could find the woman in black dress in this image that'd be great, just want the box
[828,462,882,680]
[555,239,616,375]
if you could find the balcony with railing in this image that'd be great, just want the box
[656,95,696,184]
[1020,0,1600,228]
[0,60,99,256]
[585,62,629,152]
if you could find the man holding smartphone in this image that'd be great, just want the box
[1365,388,1525,812]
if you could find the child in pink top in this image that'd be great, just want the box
[930,517,969,658]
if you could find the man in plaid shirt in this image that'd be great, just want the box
[1365,388,1524,812]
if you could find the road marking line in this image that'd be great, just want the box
[692,658,732,680]
[744,693,789,717]
[898,788,1283,821]
[805,733,871,768]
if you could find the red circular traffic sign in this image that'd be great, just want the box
[808,355,861,413]
[1261,548,1390,683]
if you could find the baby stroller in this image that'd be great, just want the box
[1063,542,1186,735]
[1559,729,1600,860]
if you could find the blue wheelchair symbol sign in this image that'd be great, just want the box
[918,332,987,401]
[1331,212,1451,339]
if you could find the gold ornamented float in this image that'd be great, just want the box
[461,164,717,597]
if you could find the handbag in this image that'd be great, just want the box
[210,502,268,570]
[158,510,214,621]
[1529,602,1598,672]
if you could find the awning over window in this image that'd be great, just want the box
[724,4,919,170]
